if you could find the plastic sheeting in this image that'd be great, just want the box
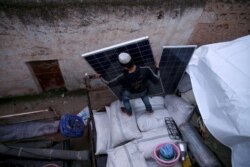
[0,120,59,142]
[186,35,250,167]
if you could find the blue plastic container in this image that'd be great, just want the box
[59,114,84,137]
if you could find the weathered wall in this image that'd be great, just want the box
[189,1,250,44]
[0,1,249,97]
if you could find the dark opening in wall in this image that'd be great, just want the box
[28,60,66,91]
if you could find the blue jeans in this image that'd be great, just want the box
[122,90,152,113]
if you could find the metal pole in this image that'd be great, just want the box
[84,73,97,167]
[0,144,89,161]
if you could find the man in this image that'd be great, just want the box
[101,52,160,116]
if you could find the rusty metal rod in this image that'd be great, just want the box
[84,73,97,167]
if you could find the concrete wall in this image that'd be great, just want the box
[0,1,249,97]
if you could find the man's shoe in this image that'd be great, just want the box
[146,109,154,113]
[121,107,132,116]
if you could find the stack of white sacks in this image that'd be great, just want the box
[93,95,194,167]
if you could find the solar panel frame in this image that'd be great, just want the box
[159,45,197,94]
[82,36,164,99]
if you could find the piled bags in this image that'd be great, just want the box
[93,95,194,167]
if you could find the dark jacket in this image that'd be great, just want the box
[103,66,159,93]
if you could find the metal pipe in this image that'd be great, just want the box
[179,123,221,167]
[0,144,89,161]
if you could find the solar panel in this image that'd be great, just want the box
[82,36,164,99]
[159,45,196,94]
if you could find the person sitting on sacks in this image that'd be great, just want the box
[101,52,160,116]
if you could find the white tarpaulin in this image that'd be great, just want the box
[186,35,250,167]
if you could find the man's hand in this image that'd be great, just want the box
[96,73,104,81]
[97,74,109,84]
[96,73,102,78]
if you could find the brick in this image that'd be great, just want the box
[199,11,217,23]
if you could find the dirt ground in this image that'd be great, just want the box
[0,86,117,116]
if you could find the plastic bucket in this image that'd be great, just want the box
[42,164,59,167]
[151,142,180,167]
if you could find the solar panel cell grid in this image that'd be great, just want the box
[159,46,196,94]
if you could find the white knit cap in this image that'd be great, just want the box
[118,52,131,64]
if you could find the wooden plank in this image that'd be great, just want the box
[0,108,59,125]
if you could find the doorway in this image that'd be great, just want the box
[28,60,66,91]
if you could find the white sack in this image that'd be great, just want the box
[107,143,148,167]
[135,108,170,132]
[146,158,182,167]
[232,141,250,167]
[130,96,165,112]
[93,111,111,155]
[107,100,141,148]
[164,95,194,127]
[106,155,113,167]
[186,35,250,167]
